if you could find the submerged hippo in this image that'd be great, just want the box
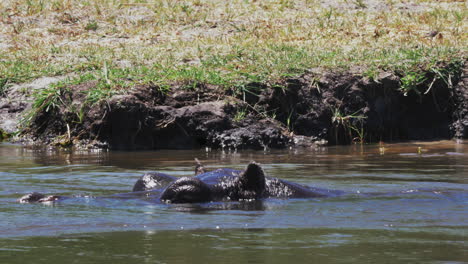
[134,160,338,203]
[19,160,339,204]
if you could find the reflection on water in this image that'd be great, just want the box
[0,140,467,263]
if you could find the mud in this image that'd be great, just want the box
[2,62,466,149]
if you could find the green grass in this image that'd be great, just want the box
[332,108,367,144]
[399,71,427,96]
[84,21,98,31]
[0,78,8,96]
[0,128,9,141]
[0,0,465,115]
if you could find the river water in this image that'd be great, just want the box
[0,141,466,263]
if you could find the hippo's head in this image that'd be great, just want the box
[132,172,175,192]
[18,192,60,203]
[160,177,212,203]
[160,162,267,203]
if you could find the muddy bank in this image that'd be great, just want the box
[1,63,466,150]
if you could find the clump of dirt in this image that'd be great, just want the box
[20,62,468,150]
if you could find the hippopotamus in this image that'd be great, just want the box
[133,160,339,203]
[19,160,340,204]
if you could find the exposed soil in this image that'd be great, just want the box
[2,62,466,150]
[0,76,67,136]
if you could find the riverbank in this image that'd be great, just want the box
[1,63,466,150]
[0,0,466,150]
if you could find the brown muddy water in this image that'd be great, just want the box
[0,141,467,263]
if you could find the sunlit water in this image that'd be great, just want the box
[0,141,467,263]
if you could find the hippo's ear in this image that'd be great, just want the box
[194,158,207,175]
[240,162,266,193]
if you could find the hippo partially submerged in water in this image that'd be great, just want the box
[19,160,338,204]
[134,160,337,203]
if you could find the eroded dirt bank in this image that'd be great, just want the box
[1,63,467,150]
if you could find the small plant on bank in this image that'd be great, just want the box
[234,108,247,122]
[32,85,64,113]
[429,59,464,90]
[0,78,9,97]
[332,108,367,144]
[352,0,367,9]
[84,21,98,31]
[20,85,66,128]
[363,67,380,82]
[0,128,10,141]
[398,59,463,97]
[399,71,427,96]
